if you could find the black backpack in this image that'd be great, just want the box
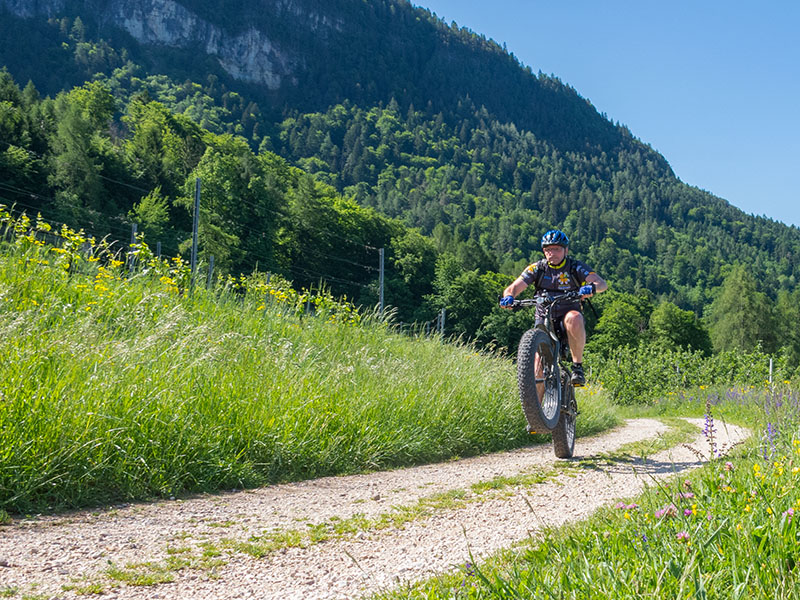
[532,257,599,318]
[532,257,583,291]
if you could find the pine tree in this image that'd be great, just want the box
[706,265,776,353]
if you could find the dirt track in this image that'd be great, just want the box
[0,418,749,599]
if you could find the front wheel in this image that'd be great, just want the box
[552,371,577,458]
[517,328,561,433]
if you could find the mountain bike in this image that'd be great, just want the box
[512,292,580,458]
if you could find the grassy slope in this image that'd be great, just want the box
[0,240,617,514]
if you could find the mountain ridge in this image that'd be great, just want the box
[1,0,798,356]
[1,0,629,153]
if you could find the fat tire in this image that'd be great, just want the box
[517,328,561,433]
[552,372,577,458]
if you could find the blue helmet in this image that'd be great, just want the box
[541,229,569,248]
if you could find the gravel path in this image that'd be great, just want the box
[0,418,749,599]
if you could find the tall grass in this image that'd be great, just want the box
[0,239,617,514]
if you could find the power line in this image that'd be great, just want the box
[2,202,381,319]
[0,183,385,286]
[229,244,377,291]
[1,137,383,253]
[0,137,155,196]
[97,173,152,194]
[0,145,385,293]
[190,213,379,274]
[0,181,53,205]
[184,198,382,273]
[232,197,380,252]
[0,196,132,245]
[0,184,127,234]
[0,197,379,279]
[297,245,380,272]
[283,264,373,290]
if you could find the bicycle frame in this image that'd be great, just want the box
[515,291,580,371]
[512,291,580,457]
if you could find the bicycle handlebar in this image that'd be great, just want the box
[510,291,581,310]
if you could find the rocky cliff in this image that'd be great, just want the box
[0,0,339,88]
[0,0,66,18]
[107,0,296,88]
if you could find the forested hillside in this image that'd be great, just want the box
[275,100,800,312]
[1,0,799,366]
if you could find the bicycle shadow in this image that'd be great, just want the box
[570,419,749,478]
[573,451,708,477]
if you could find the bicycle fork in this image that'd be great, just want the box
[555,340,580,419]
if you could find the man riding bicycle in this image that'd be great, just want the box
[499,229,607,386]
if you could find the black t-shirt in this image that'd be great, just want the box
[520,257,594,292]
[519,257,595,321]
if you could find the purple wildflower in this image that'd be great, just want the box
[676,531,690,542]
[703,398,719,457]
[765,422,777,459]
[655,504,678,519]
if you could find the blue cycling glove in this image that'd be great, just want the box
[579,283,595,297]
[499,295,515,307]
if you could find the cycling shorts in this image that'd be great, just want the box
[535,299,582,326]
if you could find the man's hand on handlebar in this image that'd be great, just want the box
[499,295,515,308]
[579,283,595,298]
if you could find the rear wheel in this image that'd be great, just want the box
[552,371,577,458]
[517,328,561,433]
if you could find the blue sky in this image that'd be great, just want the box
[415,1,800,228]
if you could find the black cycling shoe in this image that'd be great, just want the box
[571,363,586,387]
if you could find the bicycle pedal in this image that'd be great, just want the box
[526,424,548,435]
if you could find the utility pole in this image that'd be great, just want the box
[190,177,200,293]
[378,247,385,318]
[128,223,138,274]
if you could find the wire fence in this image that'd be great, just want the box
[0,140,453,337]
[0,188,450,339]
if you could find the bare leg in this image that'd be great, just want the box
[563,310,586,363]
